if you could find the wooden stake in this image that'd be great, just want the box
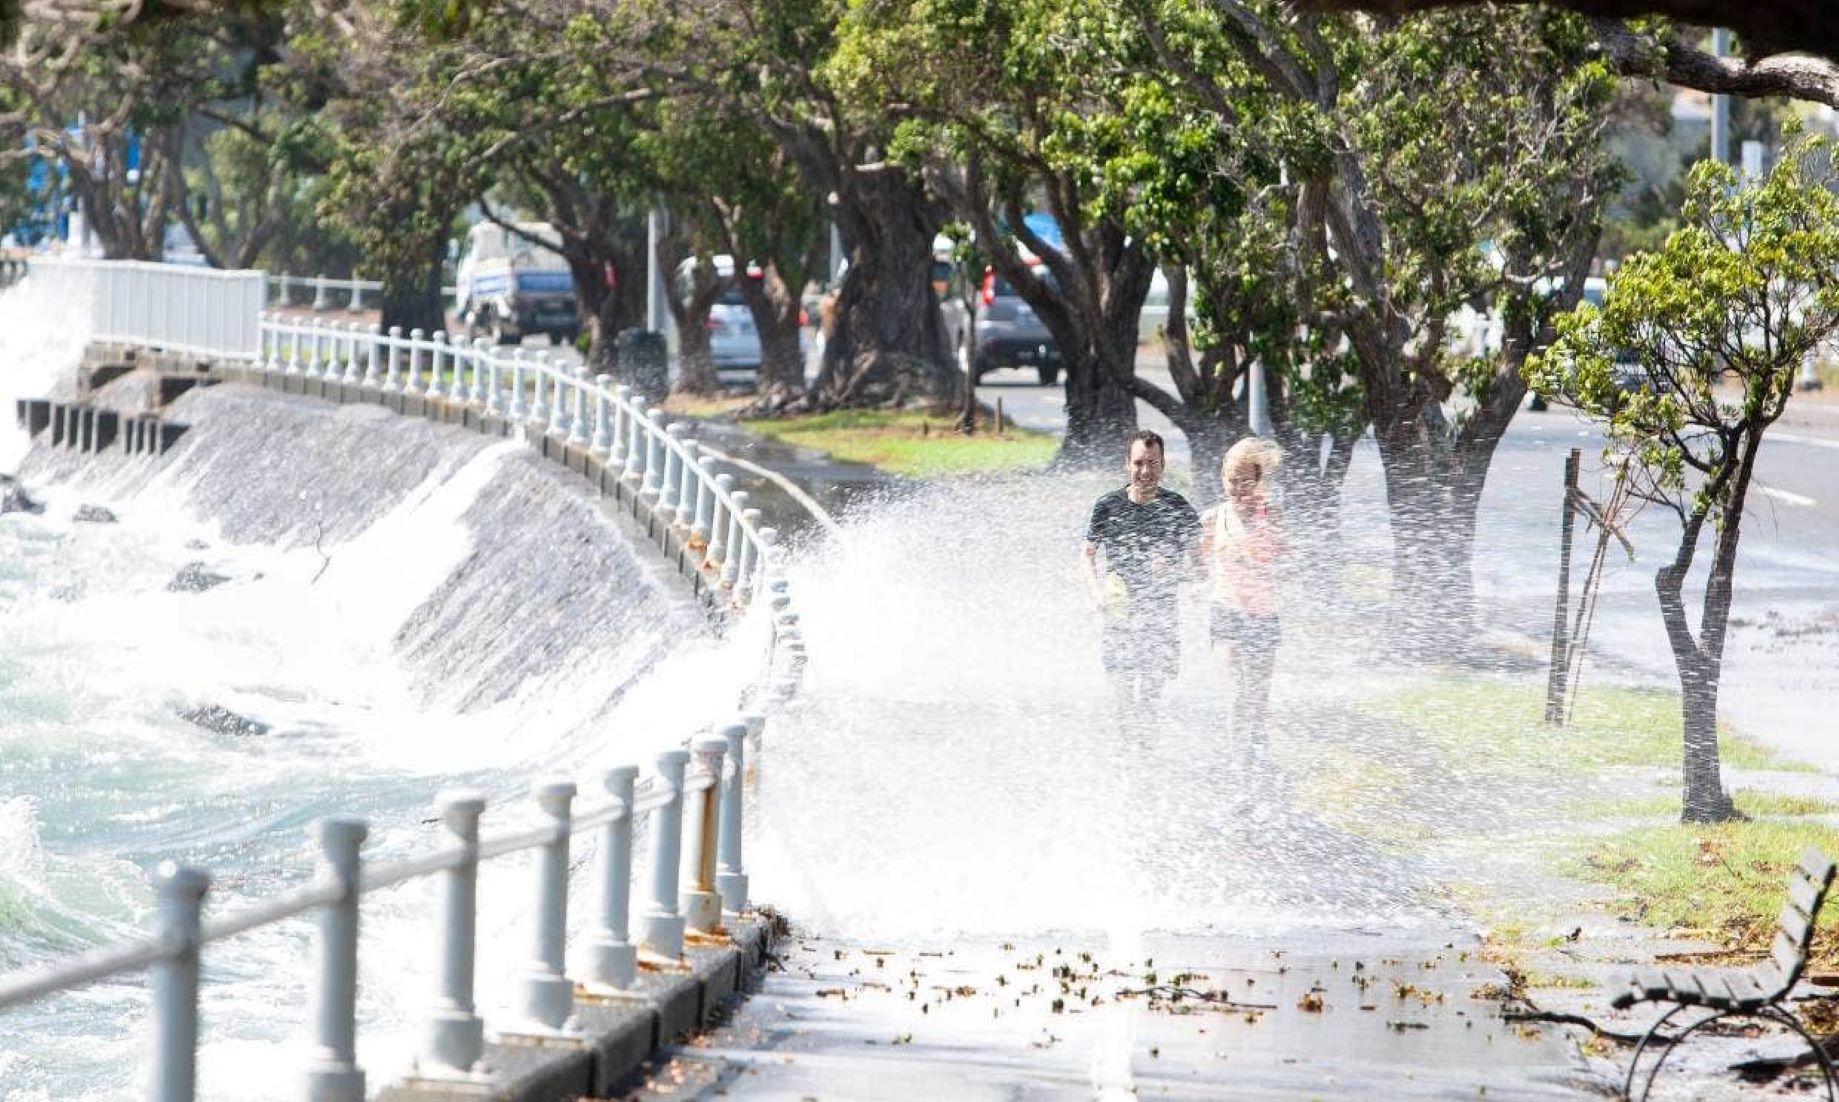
[1545,448,1581,725]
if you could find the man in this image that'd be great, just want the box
[1081,430,1201,726]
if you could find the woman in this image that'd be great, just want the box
[1199,437,1287,752]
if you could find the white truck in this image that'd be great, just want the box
[453,222,580,346]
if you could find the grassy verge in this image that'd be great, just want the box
[1570,820,1839,966]
[1369,675,1806,775]
[736,408,1057,478]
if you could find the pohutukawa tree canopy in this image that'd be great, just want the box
[1299,0,1839,106]
[1528,130,1839,822]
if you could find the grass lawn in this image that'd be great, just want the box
[1369,675,1805,775]
[1364,673,1839,964]
[736,408,1057,478]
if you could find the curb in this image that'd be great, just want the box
[378,918,774,1101]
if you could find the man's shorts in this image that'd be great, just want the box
[1102,595,1179,679]
[1209,605,1281,659]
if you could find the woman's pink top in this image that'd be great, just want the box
[1200,499,1285,618]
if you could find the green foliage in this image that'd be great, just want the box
[1531,130,1839,524]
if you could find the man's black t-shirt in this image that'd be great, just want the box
[1085,487,1200,601]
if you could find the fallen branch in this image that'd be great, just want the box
[1117,984,1278,1011]
[1501,1000,1675,1046]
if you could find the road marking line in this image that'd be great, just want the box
[1759,486,1816,508]
[1772,432,1839,451]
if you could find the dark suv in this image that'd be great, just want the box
[973,264,1061,386]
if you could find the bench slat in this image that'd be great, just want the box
[1724,969,1775,1009]
[1790,874,1824,917]
[1800,846,1836,887]
[1633,967,1674,1002]
[1774,930,1808,982]
[1780,900,1816,951]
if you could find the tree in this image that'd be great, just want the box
[1300,1,1839,107]
[1529,133,1839,822]
[1142,2,1619,651]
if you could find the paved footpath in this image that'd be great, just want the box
[617,928,1607,1100]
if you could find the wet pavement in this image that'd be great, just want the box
[619,929,1605,1100]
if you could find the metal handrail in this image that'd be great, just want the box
[0,261,811,1102]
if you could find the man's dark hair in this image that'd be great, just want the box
[1127,429,1165,456]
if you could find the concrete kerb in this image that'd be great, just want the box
[377,916,773,1102]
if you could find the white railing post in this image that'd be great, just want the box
[286,318,302,375]
[707,474,734,573]
[303,817,367,1102]
[510,350,529,421]
[660,424,685,513]
[386,327,403,392]
[722,491,750,587]
[522,780,576,1032]
[350,278,365,313]
[485,351,504,416]
[681,736,728,935]
[411,329,432,399]
[470,339,488,406]
[313,273,331,312]
[639,750,690,962]
[423,790,485,1076]
[531,359,549,427]
[592,375,613,455]
[150,862,209,1102]
[622,399,647,482]
[260,313,279,372]
[738,511,764,603]
[586,765,640,990]
[279,271,292,307]
[306,318,324,377]
[363,325,381,388]
[676,441,700,527]
[694,457,718,546]
[343,322,363,384]
[568,366,590,447]
[716,719,749,914]
[643,410,666,496]
[611,385,632,462]
[547,361,569,438]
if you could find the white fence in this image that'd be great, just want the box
[29,256,264,361]
[0,260,811,1101]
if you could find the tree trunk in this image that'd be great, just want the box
[743,263,807,404]
[379,252,447,338]
[1373,418,1487,659]
[813,168,959,407]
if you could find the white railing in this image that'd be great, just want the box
[267,272,458,312]
[28,256,265,361]
[0,262,816,1101]
[252,313,780,608]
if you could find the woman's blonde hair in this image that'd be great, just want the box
[1222,436,1282,486]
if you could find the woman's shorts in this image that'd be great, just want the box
[1210,605,1281,658]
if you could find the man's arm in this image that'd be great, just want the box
[1081,541,1107,607]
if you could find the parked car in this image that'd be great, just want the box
[973,260,1061,386]
[672,255,807,387]
[454,222,580,346]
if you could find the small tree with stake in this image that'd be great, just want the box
[1529,131,1839,823]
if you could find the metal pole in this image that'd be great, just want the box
[639,750,690,961]
[1248,359,1272,437]
[521,780,577,1032]
[1545,448,1581,725]
[149,862,209,1102]
[646,207,668,333]
[715,720,749,914]
[1710,28,1731,167]
[681,736,728,934]
[423,790,485,1075]
[303,817,368,1102]
[587,765,641,989]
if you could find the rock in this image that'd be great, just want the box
[73,505,117,524]
[0,476,43,516]
[167,562,231,593]
[177,704,270,738]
